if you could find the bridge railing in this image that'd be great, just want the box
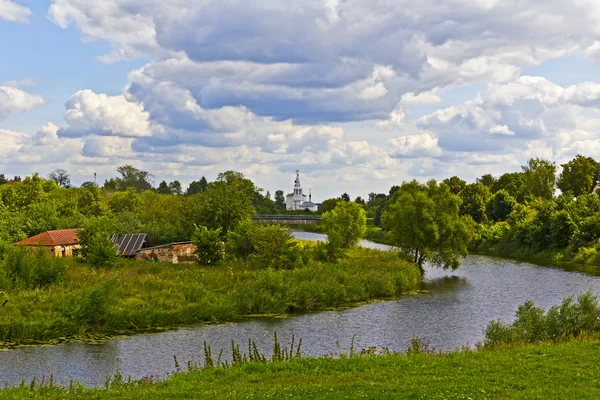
[252,214,322,221]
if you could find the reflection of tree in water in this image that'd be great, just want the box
[422,276,469,291]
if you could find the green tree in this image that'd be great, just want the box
[78,216,120,267]
[486,190,517,222]
[274,190,286,210]
[0,174,7,185]
[522,158,556,200]
[382,180,474,272]
[169,180,182,195]
[186,177,208,195]
[111,165,154,191]
[492,172,529,202]
[443,176,467,195]
[318,198,342,214]
[157,180,171,194]
[322,201,367,249]
[477,174,496,188]
[557,154,600,197]
[459,183,491,223]
[108,187,142,213]
[340,193,350,202]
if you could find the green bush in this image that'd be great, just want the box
[0,246,67,290]
[85,232,119,267]
[483,291,600,348]
[322,201,367,250]
[57,280,116,326]
[192,225,225,265]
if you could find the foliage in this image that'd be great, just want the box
[318,198,342,214]
[322,201,367,250]
[459,183,491,223]
[186,177,208,195]
[274,190,286,210]
[443,176,467,194]
[522,157,556,200]
[78,216,120,267]
[105,165,153,191]
[192,225,224,265]
[382,180,474,271]
[49,168,71,187]
[486,190,516,222]
[477,173,496,188]
[483,292,600,348]
[557,154,600,197]
[0,246,67,290]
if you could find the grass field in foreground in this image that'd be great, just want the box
[4,339,600,399]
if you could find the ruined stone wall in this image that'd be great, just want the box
[136,243,197,264]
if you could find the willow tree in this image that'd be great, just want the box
[382,180,474,273]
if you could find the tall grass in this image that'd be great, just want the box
[0,246,420,346]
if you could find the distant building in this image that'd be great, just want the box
[286,170,318,212]
[593,181,600,195]
[136,242,197,264]
[15,228,81,257]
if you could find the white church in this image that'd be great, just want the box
[286,170,319,212]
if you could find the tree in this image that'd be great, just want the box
[157,181,171,194]
[169,180,182,195]
[78,216,120,267]
[49,169,71,187]
[459,183,491,223]
[477,174,496,188]
[557,154,600,197]
[443,176,467,195]
[492,172,529,202]
[112,165,153,191]
[322,201,367,249]
[486,190,517,222]
[354,196,366,205]
[0,174,7,185]
[318,198,342,214]
[274,190,286,210]
[340,192,350,202]
[522,158,556,200]
[382,180,474,272]
[108,187,142,213]
[186,177,208,195]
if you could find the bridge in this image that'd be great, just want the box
[252,214,322,225]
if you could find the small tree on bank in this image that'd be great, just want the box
[382,180,474,273]
[192,225,224,265]
[322,201,367,250]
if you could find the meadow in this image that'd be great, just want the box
[0,245,420,347]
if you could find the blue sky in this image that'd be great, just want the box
[3,1,600,199]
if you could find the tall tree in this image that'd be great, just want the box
[340,192,350,202]
[157,180,171,194]
[492,172,529,201]
[486,190,517,222]
[522,158,556,200]
[477,174,496,188]
[443,176,467,195]
[114,165,153,191]
[49,169,71,187]
[557,154,600,197]
[186,177,209,195]
[459,183,491,223]
[0,174,7,185]
[382,180,474,272]
[274,190,286,210]
[169,180,183,195]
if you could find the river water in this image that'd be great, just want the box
[1,232,600,387]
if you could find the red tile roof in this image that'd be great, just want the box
[15,229,81,246]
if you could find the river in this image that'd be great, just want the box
[1,231,600,387]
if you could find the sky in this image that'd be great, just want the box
[3,1,600,200]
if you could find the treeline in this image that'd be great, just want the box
[0,167,275,246]
[342,154,600,265]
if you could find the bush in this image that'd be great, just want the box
[85,232,119,267]
[192,225,225,265]
[58,280,116,326]
[226,223,303,269]
[483,291,600,348]
[0,246,67,290]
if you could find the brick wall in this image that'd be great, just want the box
[136,243,197,264]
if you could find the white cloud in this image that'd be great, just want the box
[388,133,443,158]
[0,0,31,23]
[0,86,45,119]
[60,90,154,138]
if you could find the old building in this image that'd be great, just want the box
[135,242,197,264]
[15,228,81,257]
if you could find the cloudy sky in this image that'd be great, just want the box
[3,0,600,199]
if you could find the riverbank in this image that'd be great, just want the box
[0,246,420,348]
[3,338,600,399]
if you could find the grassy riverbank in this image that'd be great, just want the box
[4,338,600,399]
[0,246,420,347]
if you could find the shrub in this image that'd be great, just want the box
[0,246,67,289]
[483,291,600,348]
[85,232,119,267]
[192,225,224,265]
[57,280,116,326]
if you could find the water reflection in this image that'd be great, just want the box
[1,233,600,387]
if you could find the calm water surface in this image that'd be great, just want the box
[2,231,600,387]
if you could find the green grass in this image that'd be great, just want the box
[0,246,420,347]
[3,339,600,399]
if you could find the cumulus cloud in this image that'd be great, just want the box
[388,133,443,158]
[59,90,155,138]
[0,86,45,120]
[0,0,31,23]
